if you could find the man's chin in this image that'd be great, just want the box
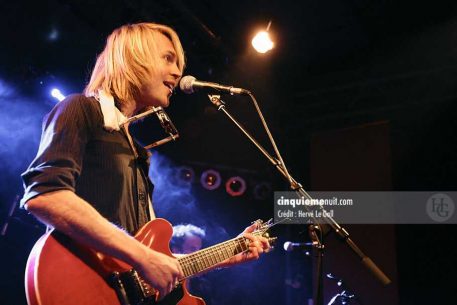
[161,99,170,108]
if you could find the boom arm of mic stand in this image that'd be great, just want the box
[207,94,392,286]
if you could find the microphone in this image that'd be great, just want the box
[283,241,314,252]
[179,75,250,95]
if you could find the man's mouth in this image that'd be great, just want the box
[163,81,174,95]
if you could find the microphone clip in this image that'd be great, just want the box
[207,94,225,110]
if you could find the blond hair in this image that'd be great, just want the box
[84,22,185,105]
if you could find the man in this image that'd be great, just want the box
[171,224,206,255]
[21,22,270,301]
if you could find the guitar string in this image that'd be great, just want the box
[178,230,264,278]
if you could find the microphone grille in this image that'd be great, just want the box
[179,75,196,94]
[283,241,293,252]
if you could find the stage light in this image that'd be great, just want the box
[176,166,195,184]
[253,182,272,200]
[225,176,247,197]
[200,169,221,190]
[252,21,274,54]
[47,27,59,41]
[50,88,65,102]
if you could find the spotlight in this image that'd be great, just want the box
[225,176,247,197]
[252,21,274,54]
[176,166,194,184]
[50,88,65,102]
[47,27,59,41]
[253,182,272,200]
[200,169,221,190]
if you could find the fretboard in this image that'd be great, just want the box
[177,235,251,278]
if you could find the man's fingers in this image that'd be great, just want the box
[244,233,271,252]
[243,223,258,233]
[158,288,167,301]
[259,237,271,249]
[158,278,176,301]
[249,247,260,259]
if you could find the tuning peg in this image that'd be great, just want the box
[268,236,277,245]
[251,219,263,225]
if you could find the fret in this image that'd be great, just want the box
[209,248,216,266]
[190,258,198,275]
[179,259,188,278]
[184,258,192,277]
[183,258,190,275]
[239,238,246,253]
[199,250,209,271]
[228,240,236,255]
[210,248,219,266]
[181,254,194,277]
[200,251,209,271]
[216,247,223,261]
[223,242,232,259]
[195,254,203,273]
[179,258,188,275]
[238,238,245,253]
[214,248,221,263]
[214,247,222,263]
[241,238,249,252]
[224,243,232,259]
[194,253,202,273]
[211,246,221,264]
[203,251,211,270]
[195,257,202,274]
[235,239,243,253]
[232,240,239,255]
[202,250,211,270]
[183,265,190,278]
[197,251,204,268]
[215,246,222,263]
[195,251,203,271]
[200,249,209,268]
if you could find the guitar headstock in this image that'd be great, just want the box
[252,219,277,247]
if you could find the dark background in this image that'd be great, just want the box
[1,0,457,304]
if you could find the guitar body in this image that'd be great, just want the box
[25,218,205,305]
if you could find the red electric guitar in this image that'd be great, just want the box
[25,218,275,305]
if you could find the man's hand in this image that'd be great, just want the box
[134,248,184,300]
[226,222,271,266]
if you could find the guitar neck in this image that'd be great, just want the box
[177,234,252,278]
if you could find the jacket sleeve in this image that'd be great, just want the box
[20,95,94,206]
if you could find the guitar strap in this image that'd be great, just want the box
[148,197,156,220]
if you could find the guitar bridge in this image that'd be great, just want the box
[109,269,154,305]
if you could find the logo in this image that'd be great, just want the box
[426,193,455,222]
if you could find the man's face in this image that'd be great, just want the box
[136,33,181,110]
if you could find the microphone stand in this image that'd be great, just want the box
[206,94,391,305]
[309,224,324,305]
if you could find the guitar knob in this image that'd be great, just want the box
[252,219,263,226]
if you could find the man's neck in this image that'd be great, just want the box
[120,100,138,118]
